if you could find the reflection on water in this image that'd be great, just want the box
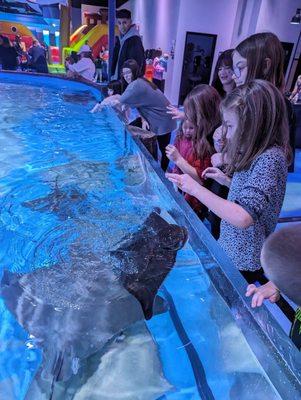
[0,81,186,400]
[0,78,285,400]
[74,322,172,400]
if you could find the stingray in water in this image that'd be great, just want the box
[60,91,96,105]
[0,210,188,388]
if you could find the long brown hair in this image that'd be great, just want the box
[221,79,291,174]
[184,84,221,159]
[235,32,285,91]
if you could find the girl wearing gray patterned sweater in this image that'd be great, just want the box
[166,80,291,283]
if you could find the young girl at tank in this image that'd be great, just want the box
[166,85,221,217]
[103,59,176,171]
[90,80,122,113]
[166,79,291,284]
[232,32,295,172]
[166,82,228,237]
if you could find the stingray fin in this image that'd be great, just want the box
[153,295,169,316]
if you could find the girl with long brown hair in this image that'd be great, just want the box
[232,31,295,171]
[166,84,221,216]
[166,80,290,284]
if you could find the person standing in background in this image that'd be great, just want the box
[1,36,18,71]
[65,45,95,82]
[153,51,169,92]
[28,40,48,73]
[111,9,145,80]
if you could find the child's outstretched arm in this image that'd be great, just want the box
[165,173,253,228]
[166,105,185,120]
[90,102,103,113]
[101,94,121,106]
[165,144,202,184]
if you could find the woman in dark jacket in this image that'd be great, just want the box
[1,36,18,71]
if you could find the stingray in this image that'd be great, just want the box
[22,184,90,220]
[0,210,188,388]
[60,91,96,105]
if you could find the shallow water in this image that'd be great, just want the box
[0,76,285,400]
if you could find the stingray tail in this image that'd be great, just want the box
[43,346,79,386]
[48,352,64,400]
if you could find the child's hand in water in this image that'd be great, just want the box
[202,167,231,187]
[246,281,280,308]
[166,105,185,120]
[90,103,103,113]
[165,173,199,196]
[165,145,181,163]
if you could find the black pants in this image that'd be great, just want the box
[157,133,171,171]
[290,316,301,350]
[203,180,229,239]
[152,78,165,92]
[240,268,268,285]
[129,118,171,171]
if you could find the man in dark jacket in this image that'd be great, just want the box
[111,9,145,80]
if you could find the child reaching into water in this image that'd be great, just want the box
[165,84,221,217]
[166,80,291,284]
[90,80,122,113]
[246,224,301,349]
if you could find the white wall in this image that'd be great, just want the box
[122,0,180,54]
[231,0,262,46]
[255,0,301,85]
[122,0,181,100]
[169,0,239,103]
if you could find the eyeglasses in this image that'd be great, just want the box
[233,64,247,78]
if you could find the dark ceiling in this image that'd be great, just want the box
[71,0,129,8]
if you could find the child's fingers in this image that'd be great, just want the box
[203,172,217,179]
[166,176,179,185]
[252,293,264,308]
[165,172,179,180]
[245,284,257,297]
[202,168,213,177]
[203,167,219,174]
[165,173,181,185]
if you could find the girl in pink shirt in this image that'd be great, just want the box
[166,84,221,217]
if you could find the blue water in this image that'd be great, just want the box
[0,74,284,400]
